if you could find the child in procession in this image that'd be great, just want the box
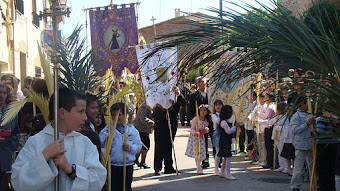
[212,100,223,175]
[257,102,292,174]
[218,105,239,180]
[185,104,211,175]
[11,88,107,191]
[99,102,142,191]
[290,95,315,191]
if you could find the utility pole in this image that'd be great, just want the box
[39,1,70,190]
[220,0,223,36]
[151,16,156,36]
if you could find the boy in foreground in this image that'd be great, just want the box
[11,88,107,191]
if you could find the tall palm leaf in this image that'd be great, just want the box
[56,25,104,93]
[144,0,340,131]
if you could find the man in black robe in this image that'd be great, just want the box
[153,88,185,175]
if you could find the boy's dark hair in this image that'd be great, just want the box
[277,102,287,113]
[49,88,86,120]
[220,105,233,121]
[86,93,98,106]
[287,92,299,106]
[296,94,307,106]
[110,102,125,115]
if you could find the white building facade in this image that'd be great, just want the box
[0,0,53,85]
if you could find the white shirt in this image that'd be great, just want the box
[212,113,220,130]
[11,124,107,191]
[16,89,25,101]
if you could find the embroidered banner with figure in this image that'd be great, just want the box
[135,43,177,109]
[89,4,138,76]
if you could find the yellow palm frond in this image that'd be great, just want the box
[1,100,27,126]
[1,90,50,126]
[110,86,133,107]
[102,112,119,168]
[38,44,54,97]
[104,85,133,124]
[27,91,50,124]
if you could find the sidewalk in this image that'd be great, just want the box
[132,125,310,191]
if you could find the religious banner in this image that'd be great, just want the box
[135,43,177,109]
[89,4,138,76]
[207,50,254,124]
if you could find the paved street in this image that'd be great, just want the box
[132,125,310,191]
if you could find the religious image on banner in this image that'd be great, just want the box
[89,3,138,76]
[207,50,254,124]
[135,43,177,110]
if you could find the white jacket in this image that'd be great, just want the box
[250,103,266,133]
[257,114,291,142]
[99,123,141,166]
[11,124,107,191]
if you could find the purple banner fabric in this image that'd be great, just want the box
[89,4,138,76]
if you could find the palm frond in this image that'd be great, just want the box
[56,25,104,93]
[141,0,340,137]
[26,91,50,124]
[38,44,54,97]
[1,100,27,126]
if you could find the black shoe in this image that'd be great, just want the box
[154,171,161,176]
[292,188,300,191]
[262,164,272,169]
[140,163,150,169]
[186,123,191,127]
[202,161,209,169]
[164,168,179,174]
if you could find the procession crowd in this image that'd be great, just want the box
[0,68,339,191]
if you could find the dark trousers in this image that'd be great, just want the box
[239,125,245,152]
[154,123,176,171]
[0,172,4,191]
[111,165,133,191]
[265,127,274,167]
[316,143,337,191]
[203,126,214,162]
[246,130,255,150]
[180,106,188,126]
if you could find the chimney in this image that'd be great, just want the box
[175,8,180,17]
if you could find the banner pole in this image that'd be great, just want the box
[195,101,200,173]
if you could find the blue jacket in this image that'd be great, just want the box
[290,109,312,150]
[99,123,141,166]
